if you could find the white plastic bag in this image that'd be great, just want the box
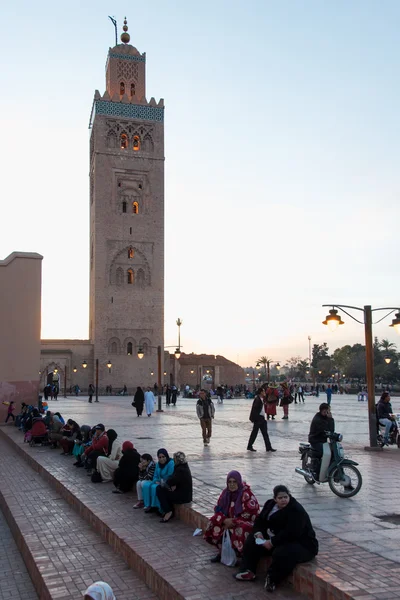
[221,529,237,567]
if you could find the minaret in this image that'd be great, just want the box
[89,18,165,389]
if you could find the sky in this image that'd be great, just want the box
[1,1,400,367]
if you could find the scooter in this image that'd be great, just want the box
[377,413,400,448]
[295,431,362,498]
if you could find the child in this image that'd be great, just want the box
[5,401,15,423]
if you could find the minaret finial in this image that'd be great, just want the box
[120,17,130,44]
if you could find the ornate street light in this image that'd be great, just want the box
[73,366,77,373]
[322,308,344,332]
[106,360,112,370]
[174,348,181,360]
[190,369,194,375]
[54,368,58,374]
[82,360,88,369]
[384,355,392,365]
[322,302,400,447]
[137,348,144,360]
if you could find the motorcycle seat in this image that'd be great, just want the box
[299,442,311,449]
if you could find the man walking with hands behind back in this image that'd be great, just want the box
[196,390,215,445]
[247,388,276,453]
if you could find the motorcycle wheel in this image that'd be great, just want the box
[302,454,315,485]
[328,465,362,498]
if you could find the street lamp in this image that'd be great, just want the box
[174,348,181,360]
[190,369,194,375]
[384,355,392,365]
[322,303,400,447]
[137,344,181,411]
[82,360,88,369]
[54,368,58,374]
[137,348,144,360]
[73,366,77,373]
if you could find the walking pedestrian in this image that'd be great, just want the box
[264,384,279,420]
[326,385,332,406]
[247,388,276,452]
[280,383,292,419]
[166,385,171,406]
[4,401,15,423]
[144,387,155,416]
[88,383,95,403]
[132,386,145,416]
[196,389,215,445]
[171,385,178,406]
[298,385,305,403]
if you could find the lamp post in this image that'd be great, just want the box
[176,318,183,352]
[80,359,112,402]
[322,304,400,447]
[137,345,181,412]
[257,358,281,383]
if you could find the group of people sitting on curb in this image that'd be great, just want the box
[16,406,317,592]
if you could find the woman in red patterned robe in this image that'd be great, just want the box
[204,470,260,562]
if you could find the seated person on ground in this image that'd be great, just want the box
[134,453,156,509]
[235,484,318,593]
[96,430,122,482]
[84,424,108,474]
[142,448,174,513]
[48,414,64,448]
[72,424,92,465]
[59,419,81,455]
[28,415,48,445]
[156,451,193,523]
[113,441,140,494]
[205,470,259,562]
[53,411,65,424]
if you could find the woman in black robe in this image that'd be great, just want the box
[132,387,145,417]
[113,441,140,493]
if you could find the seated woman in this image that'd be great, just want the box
[54,411,65,425]
[59,419,80,455]
[235,485,318,592]
[48,414,64,448]
[72,424,92,465]
[142,448,174,513]
[134,454,156,509]
[113,441,140,493]
[96,430,122,482]
[156,451,193,523]
[84,581,115,600]
[29,416,48,445]
[204,470,259,562]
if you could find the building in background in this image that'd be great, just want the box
[41,18,165,393]
[0,252,43,410]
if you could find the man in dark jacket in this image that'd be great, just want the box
[308,403,334,479]
[377,392,395,444]
[196,390,215,445]
[247,388,276,452]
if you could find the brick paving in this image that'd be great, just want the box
[0,507,38,600]
[2,393,400,599]
[0,437,158,600]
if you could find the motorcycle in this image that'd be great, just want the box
[295,431,362,498]
[377,413,400,448]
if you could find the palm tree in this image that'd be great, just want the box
[379,338,397,352]
[257,356,272,382]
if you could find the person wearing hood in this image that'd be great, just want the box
[84,424,109,474]
[132,387,145,417]
[59,419,81,455]
[83,581,115,600]
[142,448,174,512]
[96,430,123,482]
[134,454,156,509]
[112,441,140,493]
[48,414,64,447]
[156,451,193,523]
[205,471,259,562]
[235,485,318,592]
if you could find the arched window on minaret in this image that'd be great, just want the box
[128,247,134,259]
[132,201,139,214]
[127,268,134,284]
[127,342,133,355]
[120,133,128,149]
[116,268,124,286]
[120,81,125,95]
[122,201,127,213]
[130,83,135,97]
[133,135,140,151]
[137,268,145,288]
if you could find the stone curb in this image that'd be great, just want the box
[0,429,359,600]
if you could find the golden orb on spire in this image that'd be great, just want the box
[120,17,130,44]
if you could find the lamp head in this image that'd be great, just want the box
[384,355,392,364]
[137,348,144,360]
[323,308,344,332]
[82,360,87,369]
[107,360,112,369]
[276,362,281,370]
[73,367,77,373]
[174,348,181,360]
[389,312,400,335]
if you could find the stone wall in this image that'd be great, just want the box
[0,252,43,412]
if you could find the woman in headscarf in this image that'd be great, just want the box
[204,470,260,562]
[156,451,193,523]
[112,441,140,493]
[83,581,115,600]
[95,430,122,482]
[48,414,64,448]
[235,485,318,592]
[59,419,81,455]
[264,384,279,420]
[132,386,145,417]
[142,448,174,513]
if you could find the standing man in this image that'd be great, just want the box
[326,385,332,406]
[298,384,305,403]
[144,387,155,417]
[247,388,276,452]
[196,389,215,445]
[88,383,95,403]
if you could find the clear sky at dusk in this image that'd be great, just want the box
[1,1,399,366]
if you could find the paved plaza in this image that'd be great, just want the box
[57,392,400,563]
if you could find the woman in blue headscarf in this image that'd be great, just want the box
[142,448,174,512]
